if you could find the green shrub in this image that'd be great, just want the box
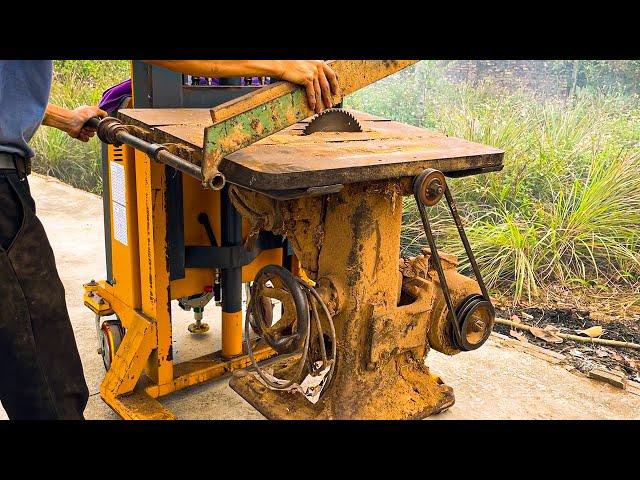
[347,61,640,301]
[30,60,130,194]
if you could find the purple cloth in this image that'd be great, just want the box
[98,79,132,115]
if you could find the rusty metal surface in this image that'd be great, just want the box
[202,60,418,184]
[229,365,455,420]
[115,108,504,191]
[118,108,213,128]
[221,113,504,190]
[228,181,485,419]
[209,60,417,125]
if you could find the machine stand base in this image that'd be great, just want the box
[229,358,456,420]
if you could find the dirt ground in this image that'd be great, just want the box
[1,174,639,420]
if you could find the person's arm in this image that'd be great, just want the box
[143,60,340,113]
[42,104,107,142]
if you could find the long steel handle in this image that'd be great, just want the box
[86,116,219,188]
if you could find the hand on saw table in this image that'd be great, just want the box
[276,60,340,113]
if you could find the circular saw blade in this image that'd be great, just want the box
[302,108,363,135]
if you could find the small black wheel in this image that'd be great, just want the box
[453,294,495,351]
[413,168,446,206]
[99,319,125,371]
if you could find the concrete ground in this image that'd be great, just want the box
[1,173,639,420]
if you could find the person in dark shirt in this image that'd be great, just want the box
[0,60,106,419]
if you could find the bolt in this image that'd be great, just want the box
[97,348,103,355]
[427,179,443,197]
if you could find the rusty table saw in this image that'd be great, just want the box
[117,108,502,194]
[85,61,503,420]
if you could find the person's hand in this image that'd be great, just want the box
[66,106,107,142]
[277,61,340,113]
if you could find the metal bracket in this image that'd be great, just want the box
[184,231,284,269]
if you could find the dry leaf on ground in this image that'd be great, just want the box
[576,325,603,338]
[530,326,563,344]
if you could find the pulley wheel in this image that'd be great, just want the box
[248,265,310,354]
[413,168,446,206]
[453,294,495,351]
[99,319,125,371]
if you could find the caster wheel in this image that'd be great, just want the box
[99,319,125,371]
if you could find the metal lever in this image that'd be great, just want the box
[413,168,494,351]
[197,212,219,247]
[85,116,224,189]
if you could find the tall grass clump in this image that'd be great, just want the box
[31,60,130,194]
[347,61,640,301]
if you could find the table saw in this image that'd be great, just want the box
[83,60,504,419]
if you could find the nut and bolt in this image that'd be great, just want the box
[427,179,443,197]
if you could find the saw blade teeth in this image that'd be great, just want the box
[302,108,363,135]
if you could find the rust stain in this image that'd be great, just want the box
[229,180,486,419]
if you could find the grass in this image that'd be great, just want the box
[30,60,130,194]
[346,61,640,302]
[33,60,640,303]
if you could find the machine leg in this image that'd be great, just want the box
[135,152,173,385]
[221,185,243,358]
[230,183,455,419]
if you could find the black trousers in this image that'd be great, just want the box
[0,170,88,419]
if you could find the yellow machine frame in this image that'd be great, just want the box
[84,142,287,420]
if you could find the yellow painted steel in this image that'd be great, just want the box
[105,389,176,420]
[146,343,274,398]
[87,62,283,419]
[170,173,284,298]
[89,122,282,419]
[170,173,220,299]
[107,144,141,309]
[134,150,174,387]
[83,288,114,316]
[222,311,243,358]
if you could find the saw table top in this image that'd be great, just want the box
[117,108,504,191]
